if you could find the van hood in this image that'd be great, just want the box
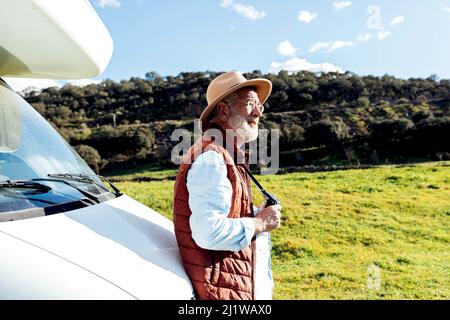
[0,195,193,299]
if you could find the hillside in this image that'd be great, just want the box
[20,71,450,171]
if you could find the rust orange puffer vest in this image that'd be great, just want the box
[173,127,255,300]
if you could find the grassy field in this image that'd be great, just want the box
[109,161,450,300]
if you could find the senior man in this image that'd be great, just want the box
[173,71,282,300]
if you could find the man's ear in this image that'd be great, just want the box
[216,101,231,121]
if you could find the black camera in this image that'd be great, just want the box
[264,192,280,208]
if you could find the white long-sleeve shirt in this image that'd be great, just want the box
[186,150,273,300]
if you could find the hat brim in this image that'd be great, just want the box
[199,78,272,132]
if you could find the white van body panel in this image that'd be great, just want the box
[0,1,194,300]
[0,195,193,299]
[0,0,113,79]
[0,232,135,299]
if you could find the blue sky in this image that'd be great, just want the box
[7,0,450,91]
[96,0,450,80]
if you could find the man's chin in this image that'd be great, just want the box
[245,128,259,143]
[232,121,259,143]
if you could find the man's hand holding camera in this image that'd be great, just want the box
[254,204,282,235]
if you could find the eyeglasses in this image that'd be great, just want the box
[221,99,264,115]
[245,100,264,113]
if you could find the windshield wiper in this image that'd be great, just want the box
[0,180,52,194]
[31,178,100,204]
[0,180,56,204]
[47,173,122,196]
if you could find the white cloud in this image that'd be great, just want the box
[269,57,343,74]
[277,40,298,57]
[309,42,330,53]
[3,77,62,93]
[220,0,266,20]
[333,1,352,11]
[308,33,375,55]
[356,33,373,43]
[389,15,404,26]
[96,0,120,8]
[3,77,100,93]
[443,6,450,13]
[329,40,354,51]
[298,10,317,23]
[309,40,354,53]
[377,30,391,39]
[67,79,101,87]
[308,29,389,56]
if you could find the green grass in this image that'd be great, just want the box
[104,164,177,181]
[111,161,450,299]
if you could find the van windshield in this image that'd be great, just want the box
[0,79,114,215]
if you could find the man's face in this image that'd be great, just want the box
[227,89,263,143]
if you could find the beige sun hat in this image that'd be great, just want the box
[199,71,272,131]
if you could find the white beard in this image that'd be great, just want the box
[229,114,259,143]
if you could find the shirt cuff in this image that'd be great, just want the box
[239,217,256,248]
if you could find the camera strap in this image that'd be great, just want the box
[241,165,278,204]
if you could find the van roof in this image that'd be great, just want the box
[0,0,113,79]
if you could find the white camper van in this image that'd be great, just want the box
[0,0,193,299]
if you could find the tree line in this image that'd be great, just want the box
[22,70,450,172]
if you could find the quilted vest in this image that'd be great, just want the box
[173,124,256,300]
